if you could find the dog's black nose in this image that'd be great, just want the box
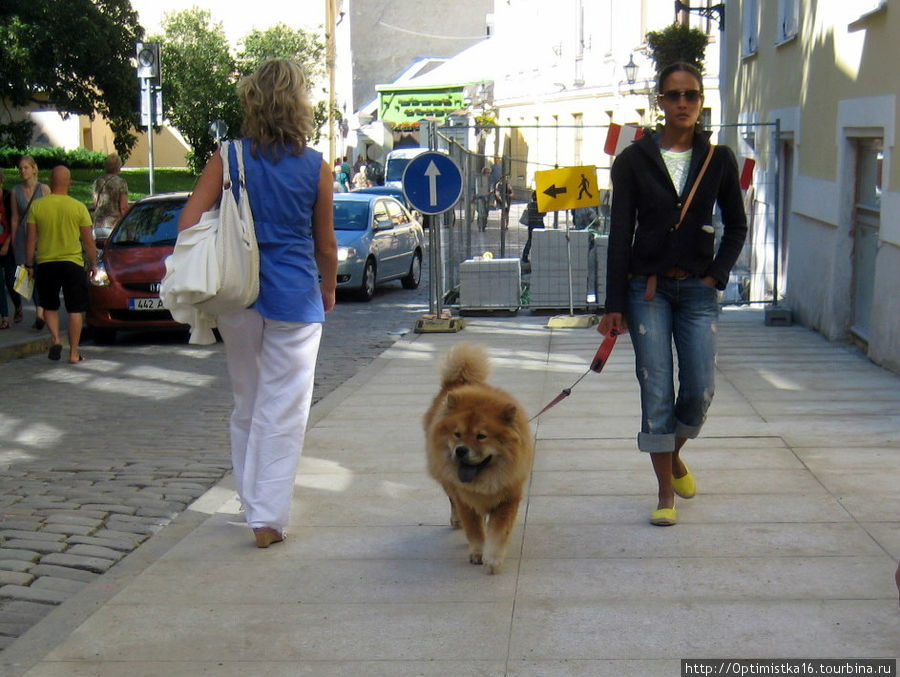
[454,446,469,460]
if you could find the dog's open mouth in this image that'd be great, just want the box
[457,455,492,483]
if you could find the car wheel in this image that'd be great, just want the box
[357,258,376,301]
[91,327,116,345]
[401,250,422,289]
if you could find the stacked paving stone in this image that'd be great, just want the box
[0,460,230,650]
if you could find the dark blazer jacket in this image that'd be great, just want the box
[604,130,748,314]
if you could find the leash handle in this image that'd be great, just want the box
[590,330,619,373]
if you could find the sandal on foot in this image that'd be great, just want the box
[13,308,23,323]
[650,507,678,526]
[48,344,63,361]
[0,319,9,330]
[672,462,696,499]
[253,527,285,548]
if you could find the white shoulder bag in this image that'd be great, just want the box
[160,139,260,344]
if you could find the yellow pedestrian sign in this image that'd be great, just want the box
[534,165,599,212]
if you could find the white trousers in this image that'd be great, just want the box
[217,309,322,531]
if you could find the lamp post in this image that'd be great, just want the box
[325,0,337,166]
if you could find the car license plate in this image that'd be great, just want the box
[129,297,165,311]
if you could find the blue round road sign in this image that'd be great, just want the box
[402,152,463,215]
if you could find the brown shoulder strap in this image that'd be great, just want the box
[673,145,715,231]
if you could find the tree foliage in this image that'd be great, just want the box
[237,23,330,145]
[236,23,326,81]
[152,9,242,174]
[645,23,709,76]
[0,0,144,159]
[157,14,329,172]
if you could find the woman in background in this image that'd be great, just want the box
[0,172,15,328]
[178,59,338,548]
[9,155,49,327]
[91,153,130,240]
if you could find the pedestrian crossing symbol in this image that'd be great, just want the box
[534,165,599,212]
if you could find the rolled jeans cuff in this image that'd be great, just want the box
[637,432,676,453]
[637,419,703,453]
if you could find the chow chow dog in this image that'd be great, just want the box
[424,343,533,574]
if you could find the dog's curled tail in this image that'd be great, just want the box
[440,342,491,389]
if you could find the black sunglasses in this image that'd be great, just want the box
[659,89,702,103]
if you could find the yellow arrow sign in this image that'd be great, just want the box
[534,165,600,213]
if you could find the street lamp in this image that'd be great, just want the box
[674,0,725,30]
[624,54,638,85]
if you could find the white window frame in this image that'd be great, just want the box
[777,0,800,45]
[742,0,759,57]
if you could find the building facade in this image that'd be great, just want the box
[722,0,899,370]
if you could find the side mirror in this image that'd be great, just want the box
[95,237,108,249]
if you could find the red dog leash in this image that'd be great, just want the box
[529,330,619,422]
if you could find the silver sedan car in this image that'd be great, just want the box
[334,192,424,301]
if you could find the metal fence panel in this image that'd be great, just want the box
[432,121,779,311]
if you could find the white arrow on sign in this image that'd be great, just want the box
[424,160,441,206]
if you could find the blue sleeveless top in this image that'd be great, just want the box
[227,140,324,323]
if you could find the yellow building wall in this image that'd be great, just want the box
[726,1,897,186]
[80,115,189,169]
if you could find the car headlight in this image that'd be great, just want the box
[90,262,110,287]
[337,246,357,262]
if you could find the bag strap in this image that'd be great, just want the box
[222,139,251,205]
[233,139,248,189]
[22,183,42,220]
[220,140,231,191]
[672,144,715,232]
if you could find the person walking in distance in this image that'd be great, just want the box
[177,59,338,548]
[0,172,19,329]
[10,155,50,327]
[24,166,100,363]
[519,190,545,264]
[91,153,130,240]
[599,62,747,526]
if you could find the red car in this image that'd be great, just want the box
[87,192,190,344]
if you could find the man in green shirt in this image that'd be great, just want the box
[25,165,99,363]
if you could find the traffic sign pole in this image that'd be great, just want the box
[533,164,601,329]
[137,42,162,195]
[406,131,465,333]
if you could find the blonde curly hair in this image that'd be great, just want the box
[238,59,313,160]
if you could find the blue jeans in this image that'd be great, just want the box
[627,275,719,453]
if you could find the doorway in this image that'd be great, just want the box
[850,137,882,343]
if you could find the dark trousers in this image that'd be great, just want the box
[1,248,21,316]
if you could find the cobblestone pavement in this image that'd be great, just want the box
[0,271,430,650]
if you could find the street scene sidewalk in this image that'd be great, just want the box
[2,307,899,676]
[0,305,54,364]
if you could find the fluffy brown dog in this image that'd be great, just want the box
[424,343,533,574]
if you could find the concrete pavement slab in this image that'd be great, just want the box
[507,600,898,660]
[3,308,899,676]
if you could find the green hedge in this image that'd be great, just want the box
[0,146,107,170]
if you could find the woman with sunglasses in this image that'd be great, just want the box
[599,62,747,526]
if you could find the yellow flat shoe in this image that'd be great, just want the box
[650,507,678,526]
[672,462,696,499]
